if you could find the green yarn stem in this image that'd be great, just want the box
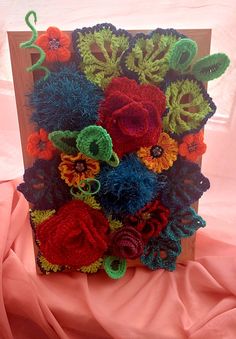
[20,10,50,80]
[169,38,198,72]
[192,53,230,82]
[106,151,120,167]
[77,178,101,196]
[104,256,127,279]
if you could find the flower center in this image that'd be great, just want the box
[150,145,164,158]
[142,212,151,220]
[187,142,198,153]
[75,160,87,173]
[49,38,60,50]
[38,140,46,150]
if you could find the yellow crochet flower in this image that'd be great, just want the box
[59,152,100,187]
[137,132,178,173]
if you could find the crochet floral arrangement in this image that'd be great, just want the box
[18,11,230,279]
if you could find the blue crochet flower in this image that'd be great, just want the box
[140,236,181,271]
[17,157,71,209]
[97,154,167,217]
[160,158,210,209]
[30,63,103,132]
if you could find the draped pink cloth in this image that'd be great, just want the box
[1,178,236,339]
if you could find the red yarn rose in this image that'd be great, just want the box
[98,77,166,157]
[124,200,170,243]
[36,200,109,268]
[109,226,144,259]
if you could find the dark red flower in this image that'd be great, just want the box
[124,200,170,243]
[36,200,109,268]
[109,226,144,259]
[98,77,166,157]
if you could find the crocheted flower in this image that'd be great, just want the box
[178,131,206,161]
[30,63,103,132]
[97,154,167,216]
[137,132,178,173]
[109,226,144,259]
[17,157,71,209]
[59,152,100,187]
[36,200,109,268]
[124,200,170,243]
[99,77,166,157]
[27,128,56,160]
[160,158,210,209]
[36,26,71,63]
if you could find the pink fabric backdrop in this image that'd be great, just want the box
[1,1,236,338]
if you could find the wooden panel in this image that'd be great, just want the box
[8,29,211,269]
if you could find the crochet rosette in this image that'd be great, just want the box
[18,14,230,279]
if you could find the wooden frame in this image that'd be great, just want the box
[8,29,211,267]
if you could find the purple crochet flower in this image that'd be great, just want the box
[17,157,71,210]
[109,226,144,259]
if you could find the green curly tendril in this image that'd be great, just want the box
[20,10,50,80]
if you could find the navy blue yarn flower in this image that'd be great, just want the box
[29,63,103,132]
[17,157,71,210]
[160,207,206,241]
[140,235,181,271]
[160,158,210,209]
[97,154,167,217]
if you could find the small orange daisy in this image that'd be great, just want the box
[137,132,178,173]
[59,153,100,187]
[27,128,56,160]
[178,131,206,161]
[36,26,71,63]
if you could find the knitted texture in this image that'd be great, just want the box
[27,128,56,160]
[140,236,181,271]
[80,258,103,273]
[59,152,100,187]
[121,28,185,85]
[49,130,79,155]
[36,26,71,63]
[72,23,131,89]
[178,130,206,161]
[97,154,167,216]
[30,209,56,228]
[109,226,144,259]
[169,38,198,72]
[36,200,109,268]
[17,157,71,210]
[192,53,230,82]
[163,75,216,137]
[37,253,63,274]
[99,77,166,157]
[104,256,127,279]
[137,132,178,173]
[124,199,170,243]
[30,63,103,132]
[160,158,210,209]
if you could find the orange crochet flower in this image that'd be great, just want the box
[178,131,206,161]
[27,128,56,160]
[137,132,178,173]
[36,26,71,63]
[59,153,100,187]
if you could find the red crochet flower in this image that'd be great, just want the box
[27,128,56,160]
[124,200,170,243]
[36,200,109,268]
[178,131,207,161]
[109,226,144,259]
[36,27,71,63]
[98,77,166,157]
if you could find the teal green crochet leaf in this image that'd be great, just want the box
[169,38,198,72]
[161,207,206,241]
[192,53,230,82]
[104,256,127,279]
[48,130,79,154]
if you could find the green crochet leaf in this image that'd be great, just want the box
[104,256,127,279]
[76,125,113,161]
[192,53,230,82]
[73,24,131,89]
[48,130,79,154]
[163,76,216,136]
[161,207,206,241]
[169,38,198,72]
[121,29,183,85]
